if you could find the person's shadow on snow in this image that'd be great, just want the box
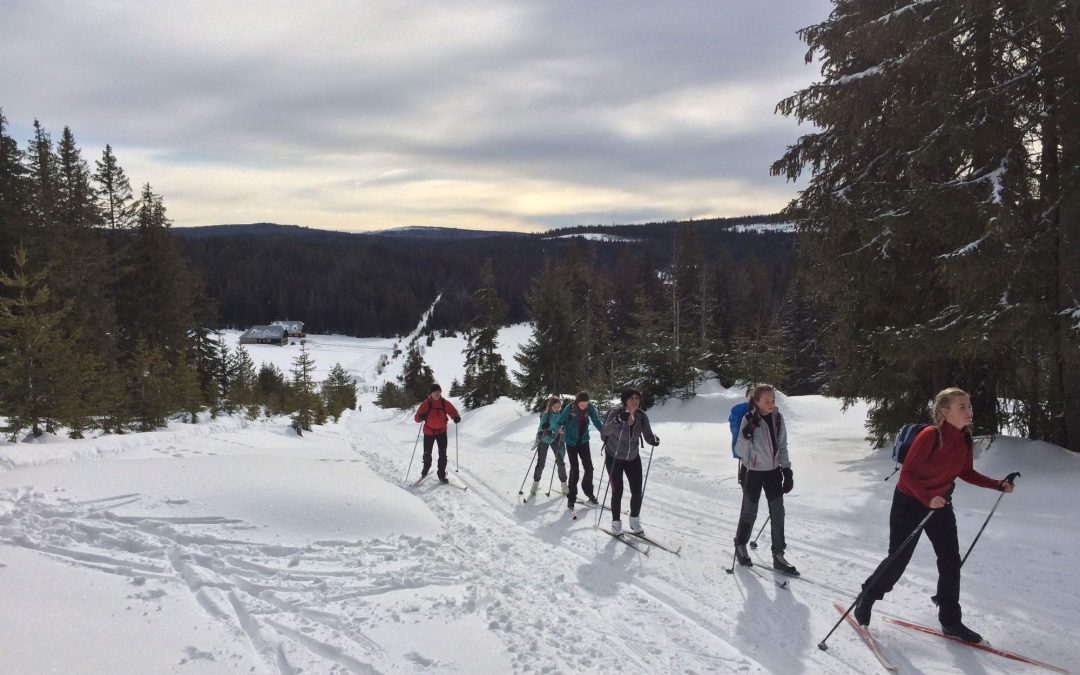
[574,536,643,599]
[732,570,813,674]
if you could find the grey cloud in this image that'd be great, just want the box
[0,0,831,229]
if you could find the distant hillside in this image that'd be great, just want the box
[176,214,796,337]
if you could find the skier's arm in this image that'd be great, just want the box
[958,451,1005,490]
[777,415,790,468]
[734,418,751,462]
[414,399,430,423]
[898,427,941,506]
[589,404,603,431]
[639,413,659,446]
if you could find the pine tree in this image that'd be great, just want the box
[621,285,681,408]
[290,344,320,434]
[513,261,578,410]
[93,144,134,232]
[257,362,288,416]
[769,0,1074,444]
[0,247,78,439]
[228,345,259,419]
[321,363,357,421]
[461,259,511,409]
[0,110,30,257]
[399,344,435,404]
[127,339,174,432]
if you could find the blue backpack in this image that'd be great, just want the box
[885,423,938,481]
[728,402,750,459]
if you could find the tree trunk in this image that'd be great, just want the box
[1058,0,1080,452]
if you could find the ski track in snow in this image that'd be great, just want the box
[1,379,1076,672]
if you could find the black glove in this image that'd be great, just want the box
[781,467,794,494]
[738,463,747,486]
[651,435,660,446]
[741,410,760,439]
[418,414,427,422]
[453,415,461,424]
[617,410,630,423]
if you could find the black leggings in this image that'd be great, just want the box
[534,442,568,483]
[734,468,786,553]
[604,454,643,519]
[862,489,963,625]
[422,433,448,477]
[566,442,594,505]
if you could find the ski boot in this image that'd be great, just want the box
[734,542,752,567]
[942,622,983,643]
[628,516,644,535]
[529,481,540,496]
[610,519,623,535]
[772,551,799,576]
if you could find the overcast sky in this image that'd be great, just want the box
[0,1,833,232]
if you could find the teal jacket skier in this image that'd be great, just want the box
[557,392,604,510]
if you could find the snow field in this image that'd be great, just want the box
[0,326,1076,674]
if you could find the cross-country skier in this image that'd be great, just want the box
[413,384,461,483]
[555,391,603,511]
[853,387,1016,643]
[600,388,659,535]
[530,396,568,496]
[733,383,797,575]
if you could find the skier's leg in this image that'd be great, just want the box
[606,454,624,520]
[436,433,449,479]
[763,470,786,554]
[862,490,925,601]
[534,443,549,483]
[925,504,962,626]
[421,435,435,476]
[566,444,581,507]
[735,470,766,545]
[628,456,643,518]
[580,442,595,499]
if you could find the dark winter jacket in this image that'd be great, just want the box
[537,410,562,445]
[898,422,1000,507]
[735,410,790,471]
[600,406,658,461]
[554,403,602,446]
[414,397,459,437]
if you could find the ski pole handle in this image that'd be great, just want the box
[1003,471,1020,485]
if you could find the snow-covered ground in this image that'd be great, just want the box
[1,326,1077,674]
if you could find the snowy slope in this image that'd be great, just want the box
[1,329,1077,674]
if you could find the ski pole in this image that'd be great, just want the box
[455,422,460,472]
[596,455,619,528]
[961,472,1019,566]
[404,424,423,483]
[748,515,771,550]
[595,423,625,527]
[639,432,657,503]
[818,507,938,651]
[932,471,1020,605]
[545,450,558,496]
[517,440,541,495]
[724,549,738,575]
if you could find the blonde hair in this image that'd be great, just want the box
[749,384,776,410]
[931,387,969,425]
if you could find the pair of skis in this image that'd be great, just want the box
[597,527,682,556]
[833,602,1068,674]
[410,473,468,491]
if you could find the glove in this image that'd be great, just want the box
[651,435,660,446]
[617,410,630,423]
[453,415,461,424]
[781,467,794,494]
[738,463,747,486]
[418,414,427,422]
[741,410,760,439]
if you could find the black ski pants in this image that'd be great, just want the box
[422,432,448,478]
[862,488,963,625]
[534,441,568,483]
[734,468,786,554]
[604,454,643,519]
[565,441,595,506]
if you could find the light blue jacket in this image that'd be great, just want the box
[555,402,603,446]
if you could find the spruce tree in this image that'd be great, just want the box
[461,259,511,409]
[0,110,30,257]
[321,363,357,421]
[127,339,174,432]
[290,344,321,434]
[513,261,577,410]
[0,247,78,439]
[399,344,435,404]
